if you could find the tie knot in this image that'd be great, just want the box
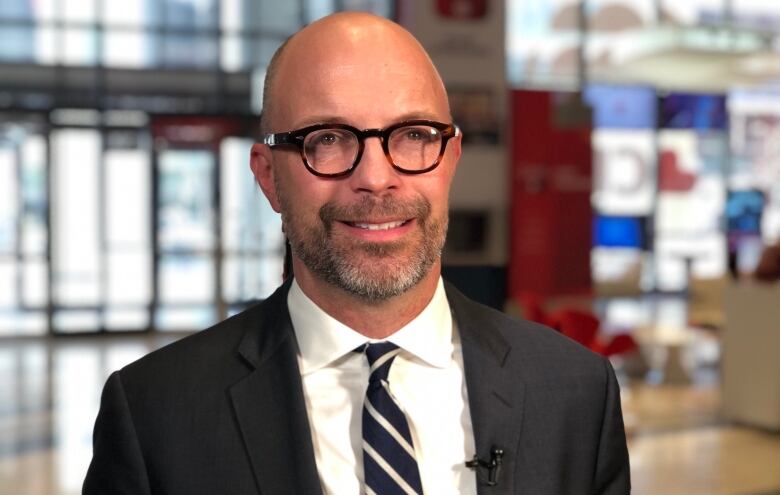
[362,342,400,383]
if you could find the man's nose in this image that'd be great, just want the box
[347,136,401,193]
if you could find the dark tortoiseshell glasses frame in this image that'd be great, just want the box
[261,119,460,178]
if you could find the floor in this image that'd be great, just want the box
[0,305,779,495]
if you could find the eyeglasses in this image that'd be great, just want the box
[262,119,460,178]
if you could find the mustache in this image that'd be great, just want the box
[319,195,431,228]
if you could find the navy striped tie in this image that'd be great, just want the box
[360,342,424,495]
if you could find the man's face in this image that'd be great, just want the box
[259,25,461,302]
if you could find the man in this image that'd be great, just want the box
[84,12,630,495]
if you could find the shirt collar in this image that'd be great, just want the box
[287,278,453,375]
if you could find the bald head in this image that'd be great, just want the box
[260,12,450,134]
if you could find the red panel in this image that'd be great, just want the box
[659,150,696,192]
[435,0,488,19]
[509,90,593,300]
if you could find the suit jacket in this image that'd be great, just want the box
[83,280,630,494]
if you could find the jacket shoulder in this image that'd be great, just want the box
[119,282,292,389]
[445,281,608,373]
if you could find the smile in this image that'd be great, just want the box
[348,220,408,231]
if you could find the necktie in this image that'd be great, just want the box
[361,342,424,495]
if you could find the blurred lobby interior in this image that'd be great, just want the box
[1,0,780,494]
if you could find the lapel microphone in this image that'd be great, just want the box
[465,447,504,486]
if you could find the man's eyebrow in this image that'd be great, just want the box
[291,112,447,129]
[394,111,445,123]
[293,115,351,128]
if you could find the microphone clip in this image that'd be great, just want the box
[465,447,504,487]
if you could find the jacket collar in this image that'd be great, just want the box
[230,279,324,495]
[446,282,527,494]
[230,279,526,495]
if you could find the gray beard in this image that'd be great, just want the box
[282,195,446,303]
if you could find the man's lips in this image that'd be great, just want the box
[341,219,411,231]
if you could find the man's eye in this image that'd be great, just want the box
[402,127,435,141]
[317,133,339,145]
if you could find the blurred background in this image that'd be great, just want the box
[1,0,779,493]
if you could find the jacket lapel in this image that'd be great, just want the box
[447,283,526,495]
[229,282,323,495]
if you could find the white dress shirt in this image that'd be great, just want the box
[288,278,477,494]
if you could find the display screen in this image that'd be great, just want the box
[591,129,656,215]
[593,215,644,248]
[584,84,657,129]
[661,92,727,130]
[726,189,765,235]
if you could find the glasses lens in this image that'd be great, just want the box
[303,128,359,175]
[388,124,443,171]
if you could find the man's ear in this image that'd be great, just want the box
[451,131,463,164]
[250,143,281,213]
[446,131,463,173]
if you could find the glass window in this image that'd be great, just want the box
[107,252,152,305]
[220,138,282,254]
[0,145,17,254]
[244,38,284,72]
[245,1,301,33]
[0,261,15,307]
[105,147,152,307]
[161,33,219,68]
[222,254,283,302]
[51,129,101,307]
[106,149,150,247]
[33,0,56,22]
[22,259,47,307]
[154,305,217,331]
[163,0,218,29]
[158,149,215,251]
[21,134,47,257]
[159,255,214,303]
[0,0,34,19]
[62,0,98,23]
[339,0,392,17]
[102,0,147,27]
[220,34,244,72]
[220,0,242,31]
[0,26,36,62]
[61,27,98,66]
[0,125,47,336]
[52,310,101,332]
[105,308,149,331]
[104,31,151,68]
[34,26,57,65]
[304,0,337,23]
[220,137,284,303]
[0,310,46,335]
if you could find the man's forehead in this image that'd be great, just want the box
[265,14,449,130]
[279,67,446,127]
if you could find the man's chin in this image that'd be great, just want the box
[330,252,437,301]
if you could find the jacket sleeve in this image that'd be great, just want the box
[592,359,631,495]
[83,371,152,495]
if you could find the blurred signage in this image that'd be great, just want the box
[150,116,251,146]
[436,0,487,19]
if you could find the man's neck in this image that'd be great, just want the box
[291,261,441,339]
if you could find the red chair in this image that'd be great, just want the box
[547,309,600,350]
[517,292,552,327]
[547,307,639,358]
[601,333,639,357]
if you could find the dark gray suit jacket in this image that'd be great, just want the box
[83,280,630,494]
